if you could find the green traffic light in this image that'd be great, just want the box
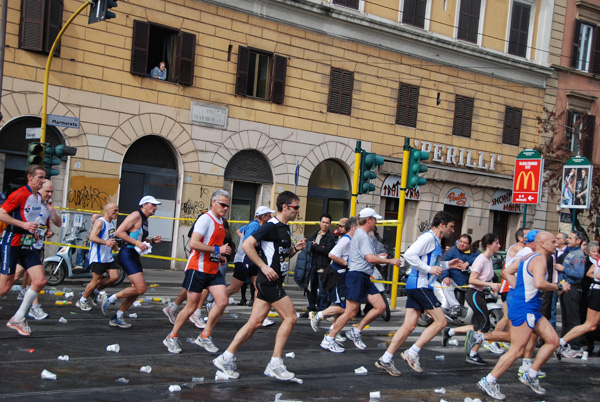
[407,149,429,189]
[27,142,45,166]
[358,151,385,194]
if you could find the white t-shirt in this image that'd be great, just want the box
[469,253,494,292]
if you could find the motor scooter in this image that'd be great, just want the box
[362,266,392,321]
[43,225,125,287]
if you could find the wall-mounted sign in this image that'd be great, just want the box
[414,140,501,171]
[444,187,468,207]
[561,156,593,210]
[190,101,228,129]
[381,175,420,200]
[512,149,543,204]
[490,189,522,213]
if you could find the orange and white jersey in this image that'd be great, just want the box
[185,211,225,274]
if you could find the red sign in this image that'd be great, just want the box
[512,159,543,204]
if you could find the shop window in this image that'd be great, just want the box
[130,20,196,86]
[566,111,595,160]
[507,2,531,58]
[333,0,359,10]
[452,95,474,138]
[235,46,287,104]
[402,0,427,28]
[328,68,354,116]
[396,83,419,127]
[502,106,522,146]
[457,0,481,43]
[19,0,63,55]
[571,20,600,74]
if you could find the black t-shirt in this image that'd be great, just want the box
[251,217,292,285]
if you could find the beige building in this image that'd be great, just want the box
[0,0,556,267]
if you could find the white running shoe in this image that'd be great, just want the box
[320,335,345,353]
[163,335,182,354]
[262,318,275,327]
[264,362,294,381]
[213,354,240,379]
[163,306,177,324]
[76,299,92,312]
[194,335,219,353]
[189,314,206,329]
[28,305,49,320]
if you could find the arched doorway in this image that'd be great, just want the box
[118,135,178,268]
[306,159,350,234]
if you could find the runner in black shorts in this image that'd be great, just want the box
[213,191,306,381]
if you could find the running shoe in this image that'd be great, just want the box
[482,341,505,355]
[449,305,461,318]
[264,362,295,381]
[320,335,345,353]
[28,304,48,320]
[400,351,423,373]
[262,318,275,327]
[17,288,26,301]
[189,314,206,329]
[76,299,92,312]
[519,372,546,395]
[163,306,177,324]
[345,328,366,350]
[100,293,111,317]
[205,301,214,316]
[375,358,402,376]
[310,312,322,332]
[194,335,219,353]
[109,316,131,328]
[466,353,487,365]
[518,366,546,379]
[334,332,347,343]
[441,327,451,347]
[163,335,182,354]
[213,354,240,379]
[562,345,584,359]
[6,318,31,336]
[477,377,505,400]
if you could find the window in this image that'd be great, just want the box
[19,0,63,55]
[457,0,481,43]
[130,20,196,86]
[396,83,419,127]
[333,0,359,9]
[328,68,354,115]
[571,20,600,74]
[452,95,474,137]
[566,111,595,160]
[508,2,531,57]
[502,106,522,146]
[403,0,427,28]
[235,47,287,104]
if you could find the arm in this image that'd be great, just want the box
[532,255,571,292]
[468,270,500,292]
[89,219,118,250]
[586,265,595,279]
[559,257,585,281]
[311,233,336,256]
[243,236,277,282]
[0,207,38,233]
[403,235,435,274]
[500,258,521,288]
[115,213,149,251]
[364,253,402,267]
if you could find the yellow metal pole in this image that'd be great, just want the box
[390,138,411,309]
[350,140,362,217]
[41,1,91,143]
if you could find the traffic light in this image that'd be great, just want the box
[43,146,62,178]
[54,144,78,158]
[88,0,118,24]
[406,149,429,188]
[28,142,45,166]
[359,151,384,194]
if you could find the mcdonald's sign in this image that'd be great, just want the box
[512,152,543,204]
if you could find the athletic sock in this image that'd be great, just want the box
[269,357,282,366]
[559,338,567,347]
[108,294,118,304]
[474,332,484,343]
[448,328,456,337]
[14,288,39,321]
[486,373,497,384]
[470,350,479,358]
[316,311,324,319]
[325,335,334,342]
[116,310,124,319]
[382,351,394,364]
[527,368,538,379]
[80,296,88,303]
[223,350,234,361]
[408,344,421,357]
[521,358,533,371]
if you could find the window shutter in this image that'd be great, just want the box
[502,107,522,146]
[402,0,416,25]
[235,46,250,96]
[328,69,341,113]
[508,3,530,57]
[592,25,600,74]
[130,20,150,76]
[271,55,287,104]
[582,115,595,160]
[20,0,46,52]
[453,96,474,137]
[176,31,195,86]
[334,0,359,9]
[571,20,582,69]
[458,0,480,43]
[396,83,419,127]
[43,0,62,55]
[328,69,353,115]
[340,70,353,115]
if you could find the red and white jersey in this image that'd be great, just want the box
[185,211,225,274]
[0,185,43,246]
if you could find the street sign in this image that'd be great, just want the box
[512,149,543,204]
[47,114,81,129]
[561,155,593,209]
[25,127,41,139]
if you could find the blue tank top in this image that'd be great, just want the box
[126,210,149,248]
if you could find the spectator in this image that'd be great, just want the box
[150,61,167,80]
[305,214,336,315]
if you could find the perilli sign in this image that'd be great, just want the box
[444,187,468,207]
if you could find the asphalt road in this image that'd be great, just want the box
[1,270,599,402]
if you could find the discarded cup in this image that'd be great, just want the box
[464,398,473,402]
[354,366,368,375]
[129,313,138,319]
[106,344,120,353]
[162,297,171,304]
[58,355,69,361]
[435,355,445,361]
[377,342,387,349]
[434,387,446,394]
[116,377,129,384]
[291,377,303,384]
[582,351,589,361]
[369,391,381,399]
[215,370,232,381]
[448,339,459,346]
[64,292,74,298]
[133,301,142,307]
[230,313,239,319]
[168,384,181,392]
[140,365,152,373]
[285,352,295,359]
[186,338,196,344]
[41,369,57,380]
[58,317,67,324]
[191,377,204,383]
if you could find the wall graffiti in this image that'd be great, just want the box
[68,177,118,210]
[180,186,210,225]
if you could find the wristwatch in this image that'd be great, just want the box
[557,282,563,291]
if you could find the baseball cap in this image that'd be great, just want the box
[525,230,539,243]
[338,218,349,226]
[139,195,161,206]
[255,206,275,216]
[358,207,382,220]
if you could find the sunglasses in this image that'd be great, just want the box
[217,201,230,208]
[287,204,300,211]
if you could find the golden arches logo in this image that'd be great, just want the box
[515,171,536,191]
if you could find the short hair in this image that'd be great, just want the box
[358,216,368,226]
[26,165,45,178]
[557,232,568,240]
[320,213,332,223]
[345,217,357,232]
[459,234,472,244]
[211,189,230,203]
[515,228,526,243]
[481,233,499,249]
[588,241,599,250]
[572,230,587,243]
[431,211,455,228]
[276,191,299,212]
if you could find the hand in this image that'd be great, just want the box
[153,235,162,244]
[447,258,462,269]
[295,238,307,251]
[46,230,55,239]
[389,258,401,267]
[430,266,443,276]
[555,264,564,272]
[220,244,232,255]
[561,282,571,293]
[219,256,228,264]
[490,283,500,293]
[23,221,38,233]
[442,278,451,286]
[106,239,118,250]
[260,265,279,282]
[137,241,149,251]
[460,262,469,271]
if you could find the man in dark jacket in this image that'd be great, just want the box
[440,234,479,317]
[306,214,337,314]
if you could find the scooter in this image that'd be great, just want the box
[43,225,125,287]
[362,266,392,322]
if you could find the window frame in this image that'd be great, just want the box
[571,19,600,74]
[235,46,288,104]
[452,95,474,138]
[327,67,354,116]
[502,106,522,146]
[19,0,63,55]
[396,83,419,128]
[402,0,429,30]
[332,0,361,11]
[507,1,533,58]
[566,110,595,160]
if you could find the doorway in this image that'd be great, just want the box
[442,204,464,250]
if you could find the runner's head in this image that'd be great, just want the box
[26,165,46,192]
[533,231,556,256]
[210,189,230,218]
[139,195,161,216]
[39,180,54,202]
[431,211,455,239]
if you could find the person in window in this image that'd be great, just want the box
[150,62,167,80]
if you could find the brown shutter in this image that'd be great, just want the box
[328,68,353,115]
[402,0,416,25]
[572,20,582,69]
[340,70,353,115]
[176,31,195,86]
[592,25,600,74]
[502,107,522,146]
[396,83,419,127]
[458,0,480,43]
[130,20,150,76]
[508,3,530,57]
[582,115,595,160]
[453,96,474,137]
[235,46,250,96]
[44,0,63,55]
[20,0,45,51]
[407,85,419,127]
[271,54,287,104]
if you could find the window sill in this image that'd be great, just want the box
[553,64,600,81]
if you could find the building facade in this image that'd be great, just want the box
[0,0,556,267]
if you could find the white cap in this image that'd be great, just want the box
[255,206,275,216]
[139,195,161,206]
[358,207,382,220]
